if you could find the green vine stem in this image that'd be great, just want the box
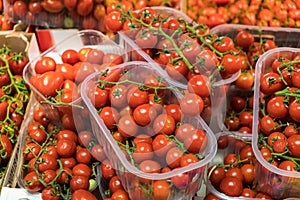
[277,59,300,86]
[121,10,195,72]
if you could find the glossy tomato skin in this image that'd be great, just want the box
[180,93,204,116]
[41,186,60,200]
[71,189,97,200]
[35,56,56,74]
[56,139,77,158]
[62,49,80,65]
[38,154,58,172]
[23,171,44,193]
[219,176,243,197]
[70,175,89,192]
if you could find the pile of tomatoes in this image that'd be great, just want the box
[221,30,277,134]
[27,46,124,124]
[257,53,300,173]
[4,0,178,30]
[0,0,14,31]
[185,0,300,28]
[84,62,210,199]
[0,45,29,180]
[21,105,102,200]
[203,134,273,199]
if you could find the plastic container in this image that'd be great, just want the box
[119,7,237,87]
[210,24,300,135]
[23,30,127,127]
[81,61,217,200]
[204,132,261,200]
[15,95,100,198]
[253,47,300,199]
[119,7,228,131]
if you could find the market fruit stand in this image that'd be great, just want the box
[1,0,300,199]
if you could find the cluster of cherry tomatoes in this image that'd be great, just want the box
[257,53,300,172]
[222,30,277,134]
[84,62,211,199]
[0,0,14,31]
[4,0,178,30]
[27,45,124,124]
[203,134,273,199]
[185,0,300,28]
[0,45,29,179]
[21,106,101,200]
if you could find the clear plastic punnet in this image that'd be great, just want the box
[119,7,228,132]
[204,132,263,199]
[210,24,300,136]
[81,61,217,200]
[253,47,300,199]
[22,30,127,127]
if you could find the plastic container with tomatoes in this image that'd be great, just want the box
[15,95,100,199]
[81,61,217,200]
[23,30,127,129]
[253,47,300,199]
[203,132,271,199]
[210,24,300,135]
[118,6,230,130]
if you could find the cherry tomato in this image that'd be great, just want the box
[183,129,207,154]
[71,189,97,200]
[23,171,44,193]
[219,176,243,197]
[180,93,204,116]
[72,163,92,177]
[38,154,58,172]
[188,75,211,97]
[62,49,80,65]
[111,189,129,200]
[104,11,123,32]
[208,166,225,187]
[70,175,89,192]
[127,86,149,108]
[99,106,120,129]
[41,186,60,200]
[289,100,300,122]
[236,31,255,49]
[152,180,170,200]
[35,57,56,74]
[57,139,77,158]
[118,115,138,137]
[139,159,161,173]
[76,148,92,164]
[101,159,116,180]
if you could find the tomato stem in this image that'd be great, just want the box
[122,10,195,72]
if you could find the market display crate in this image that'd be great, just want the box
[0,32,39,191]
[181,0,300,28]
[81,61,217,200]
[22,29,127,130]
[3,0,181,30]
[210,24,300,135]
[13,94,101,199]
[253,47,300,199]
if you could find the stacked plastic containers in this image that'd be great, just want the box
[22,30,127,129]
[253,47,300,199]
[81,61,217,200]
[210,24,300,135]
